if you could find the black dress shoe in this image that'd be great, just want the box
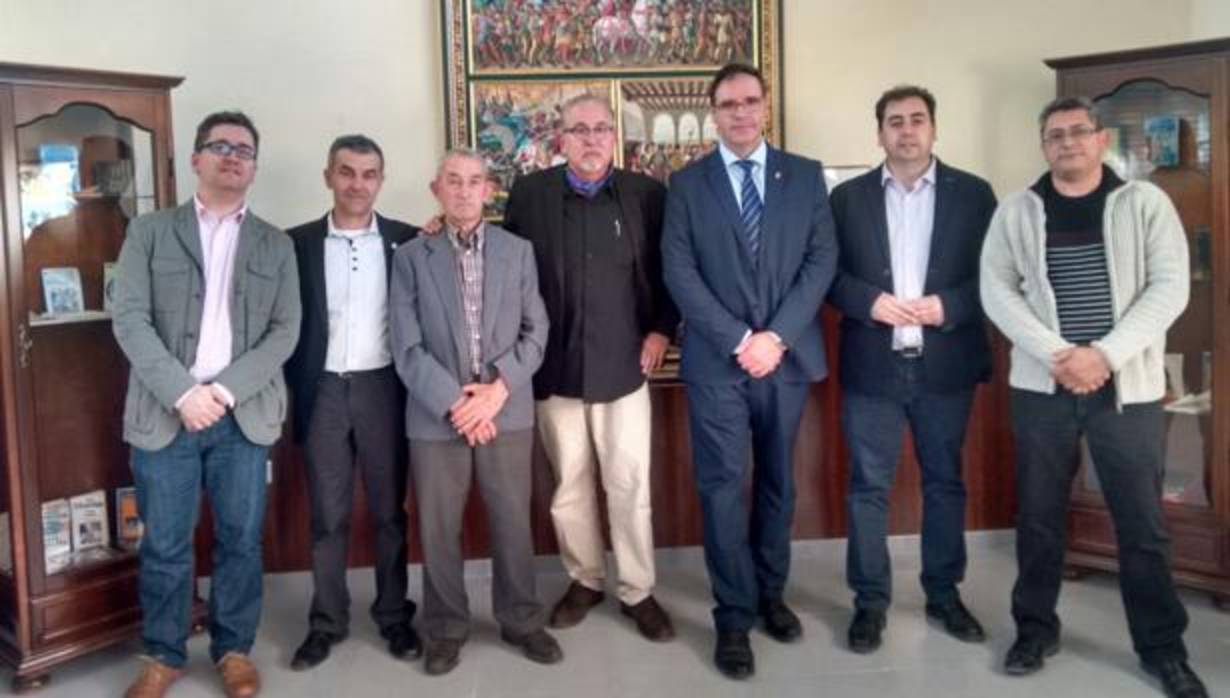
[381,621,423,660]
[549,582,606,628]
[847,608,886,654]
[1003,635,1060,676]
[290,630,345,671]
[1142,659,1209,698]
[760,598,802,642]
[500,628,563,665]
[925,599,986,643]
[424,638,463,676]
[620,596,676,641]
[714,631,754,680]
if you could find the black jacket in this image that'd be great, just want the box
[283,213,418,441]
[503,165,679,400]
[827,160,997,395]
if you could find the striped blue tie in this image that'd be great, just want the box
[736,159,762,260]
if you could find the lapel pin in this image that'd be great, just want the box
[774,171,782,180]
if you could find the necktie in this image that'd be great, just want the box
[736,159,762,260]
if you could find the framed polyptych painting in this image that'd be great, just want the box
[441,0,784,217]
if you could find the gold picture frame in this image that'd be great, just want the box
[441,0,784,218]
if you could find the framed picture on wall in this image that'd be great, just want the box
[441,0,784,217]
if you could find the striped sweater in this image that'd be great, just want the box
[1031,167,1122,344]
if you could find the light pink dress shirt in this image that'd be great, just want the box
[180,196,244,406]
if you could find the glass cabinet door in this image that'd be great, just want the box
[1078,79,1214,510]
[14,102,155,575]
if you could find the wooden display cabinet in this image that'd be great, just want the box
[1046,38,1230,607]
[0,62,198,691]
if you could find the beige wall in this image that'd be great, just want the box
[0,1,1221,224]
[1192,0,1230,39]
[0,0,445,228]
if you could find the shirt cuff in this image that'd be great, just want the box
[173,385,197,411]
[765,331,787,350]
[732,329,752,354]
[211,383,236,408]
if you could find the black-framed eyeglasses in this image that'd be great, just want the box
[562,124,616,139]
[199,140,258,160]
[1042,126,1100,146]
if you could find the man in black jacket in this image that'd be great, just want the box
[827,86,997,654]
[502,94,679,641]
[283,135,420,669]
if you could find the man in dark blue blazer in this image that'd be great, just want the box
[662,63,838,679]
[827,86,997,654]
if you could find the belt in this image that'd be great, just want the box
[324,365,393,380]
[895,346,923,359]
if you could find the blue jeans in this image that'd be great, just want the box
[132,414,269,667]
[842,355,974,611]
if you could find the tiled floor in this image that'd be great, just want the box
[10,532,1228,697]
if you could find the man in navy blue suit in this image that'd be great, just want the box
[661,63,838,679]
[827,86,997,655]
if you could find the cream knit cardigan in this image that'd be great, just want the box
[980,179,1189,407]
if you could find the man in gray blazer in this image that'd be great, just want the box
[112,111,300,698]
[390,149,558,676]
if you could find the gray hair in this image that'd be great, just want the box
[1037,96,1102,134]
[560,93,614,125]
[435,147,488,179]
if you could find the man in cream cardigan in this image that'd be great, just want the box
[981,96,1206,698]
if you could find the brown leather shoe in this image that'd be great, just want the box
[216,652,261,698]
[124,657,184,698]
[620,596,676,641]
[548,581,605,628]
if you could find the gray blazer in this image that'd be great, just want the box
[389,225,548,441]
[112,202,301,450]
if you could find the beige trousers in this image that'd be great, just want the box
[536,382,655,605]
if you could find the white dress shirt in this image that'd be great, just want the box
[324,212,393,373]
[882,159,937,350]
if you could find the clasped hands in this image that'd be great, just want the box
[737,331,785,379]
[449,378,509,447]
[870,292,945,327]
[177,384,231,432]
[1052,346,1111,395]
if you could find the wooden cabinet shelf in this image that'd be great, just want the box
[0,61,203,691]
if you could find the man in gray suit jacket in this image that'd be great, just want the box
[112,111,300,698]
[390,149,558,676]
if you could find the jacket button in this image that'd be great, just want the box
[882,268,891,277]
[185,332,195,340]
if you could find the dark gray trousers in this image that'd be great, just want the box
[409,429,543,641]
[303,367,412,636]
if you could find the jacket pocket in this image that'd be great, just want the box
[244,259,279,333]
[150,257,190,315]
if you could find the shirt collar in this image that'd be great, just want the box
[565,166,614,199]
[193,195,246,226]
[881,157,937,191]
[327,211,380,238]
[719,139,767,172]
[446,220,485,253]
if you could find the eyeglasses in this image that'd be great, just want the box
[562,124,616,139]
[1042,126,1099,146]
[199,140,258,160]
[715,96,764,114]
